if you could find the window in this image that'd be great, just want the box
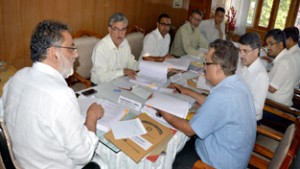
[295,6,300,30]
[246,0,299,30]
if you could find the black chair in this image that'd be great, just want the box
[0,122,22,169]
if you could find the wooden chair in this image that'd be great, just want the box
[0,122,22,169]
[249,119,300,169]
[66,30,102,91]
[125,25,145,61]
[293,88,300,109]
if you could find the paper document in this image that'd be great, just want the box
[78,97,128,132]
[145,92,191,118]
[130,61,169,89]
[111,118,147,139]
[112,76,136,90]
[131,86,152,100]
[164,58,191,71]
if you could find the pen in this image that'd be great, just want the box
[174,87,181,93]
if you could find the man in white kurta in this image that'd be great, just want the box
[2,20,103,169]
[265,29,298,106]
[236,32,269,121]
[199,7,226,44]
[140,13,173,62]
[91,13,138,84]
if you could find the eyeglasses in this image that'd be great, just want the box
[53,45,77,53]
[266,41,278,47]
[203,61,218,66]
[159,23,172,27]
[238,48,256,55]
[191,16,201,22]
[110,26,127,33]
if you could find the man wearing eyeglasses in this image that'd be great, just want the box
[265,29,298,106]
[161,39,256,169]
[199,7,226,44]
[91,12,139,84]
[170,9,208,58]
[2,20,103,168]
[236,32,269,122]
[140,13,174,62]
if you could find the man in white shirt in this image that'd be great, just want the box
[2,20,104,169]
[140,13,173,62]
[265,29,298,106]
[237,32,269,121]
[199,7,226,44]
[91,13,139,84]
[283,27,300,88]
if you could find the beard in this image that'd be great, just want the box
[57,54,74,78]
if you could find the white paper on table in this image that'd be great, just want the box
[111,118,147,139]
[145,92,191,118]
[131,86,152,100]
[164,58,191,71]
[112,76,136,90]
[196,73,212,91]
[78,97,128,132]
[130,61,169,89]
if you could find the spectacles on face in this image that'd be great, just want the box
[191,16,201,22]
[159,22,171,28]
[53,45,77,54]
[110,26,127,33]
[266,41,278,47]
[203,61,218,66]
[238,48,256,55]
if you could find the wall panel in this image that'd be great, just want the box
[0,0,189,69]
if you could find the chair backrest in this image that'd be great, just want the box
[73,30,102,79]
[125,25,145,61]
[268,123,296,169]
[0,122,22,169]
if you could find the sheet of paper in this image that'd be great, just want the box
[111,118,147,139]
[118,95,142,111]
[131,86,152,100]
[145,92,191,118]
[131,61,169,89]
[141,106,174,129]
[164,58,191,71]
[112,76,136,90]
[78,97,128,132]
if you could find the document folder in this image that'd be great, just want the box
[104,113,173,163]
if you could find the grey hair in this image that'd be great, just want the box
[108,13,128,27]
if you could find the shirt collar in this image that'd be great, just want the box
[32,62,66,84]
[273,49,288,63]
[106,34,126,50]
[287,44,300,54]
[154,28,164,40]
[246,57,261,74]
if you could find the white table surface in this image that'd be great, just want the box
[79,71,200,169]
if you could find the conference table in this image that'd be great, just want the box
[78,69,203,169]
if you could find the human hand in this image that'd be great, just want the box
[124,68,137,79]
[86,103,104,121]
[164,54,174,59]
[169,83,188,94]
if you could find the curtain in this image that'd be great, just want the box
[231,0,251,35]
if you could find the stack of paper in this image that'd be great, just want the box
[130,61,170,89]
[78,97,128,132]
[164,58,191,71]
[145,92,191,119]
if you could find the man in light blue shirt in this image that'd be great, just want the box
[160,39,256,169]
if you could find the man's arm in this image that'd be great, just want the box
[142,54,174,62]
[159,111,195,136]
[170,83,207,105]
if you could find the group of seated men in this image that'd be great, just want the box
[1,7,300,169]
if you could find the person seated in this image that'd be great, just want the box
[170,9,208,58]
[199,7,226,43]
[283,27,300,88]
[140,13,174,62]
[91,12,139,84]
[161,39,256,169]
[2,20,104,168]
[236,32,269,122]
[265,29,298,106]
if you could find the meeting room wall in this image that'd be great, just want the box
[0,0,189,69]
